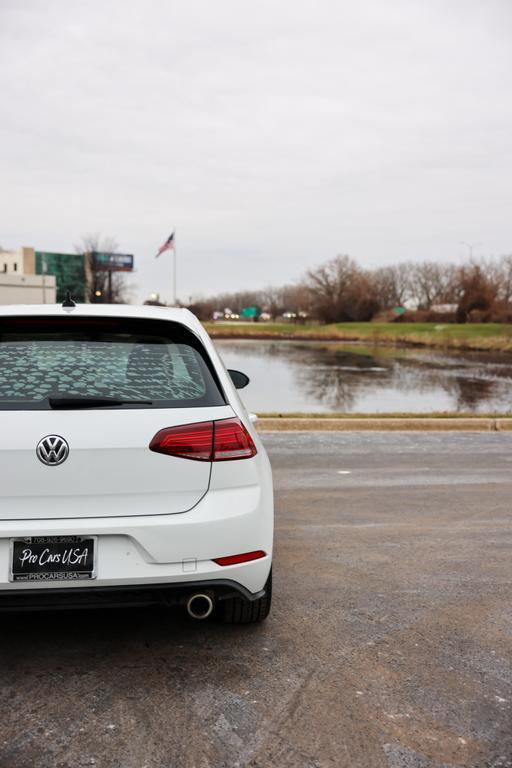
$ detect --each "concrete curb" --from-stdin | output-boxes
[256,417,512,432]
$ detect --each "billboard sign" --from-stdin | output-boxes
[92,252,134,272]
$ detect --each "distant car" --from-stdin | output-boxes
[0,303,273,622]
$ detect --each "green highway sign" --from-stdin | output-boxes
[241,307,258,318]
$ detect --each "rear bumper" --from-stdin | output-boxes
[0,482,273,597]
[0,578,266,611]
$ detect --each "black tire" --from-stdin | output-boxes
[220,569,272,624]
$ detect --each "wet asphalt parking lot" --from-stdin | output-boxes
[0,432,512,768]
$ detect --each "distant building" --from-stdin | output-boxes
[35,251,86,303]
[0,246,132,305]
[0,246,36,276]
[0,247,56,304]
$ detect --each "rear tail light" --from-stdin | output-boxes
[213,550,266,566]
[213,418,257,461]
[149,418,257,462]
[149,421,214,461]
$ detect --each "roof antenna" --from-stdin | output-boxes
[62,291,76,308]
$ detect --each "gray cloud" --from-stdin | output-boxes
[1,0,511,303]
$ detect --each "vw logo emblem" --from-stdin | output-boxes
[36,435,69,466]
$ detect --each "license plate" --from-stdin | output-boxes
[10,536,96,582]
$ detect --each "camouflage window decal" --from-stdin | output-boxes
[0,318,225,409]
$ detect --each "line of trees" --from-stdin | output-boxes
[188,253,512,324]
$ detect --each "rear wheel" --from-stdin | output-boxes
[220,570,272,624]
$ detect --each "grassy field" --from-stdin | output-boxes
[204,321,512,352]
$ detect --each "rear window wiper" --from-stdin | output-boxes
[48,397,153,409]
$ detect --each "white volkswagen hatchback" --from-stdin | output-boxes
[0,302,273,623]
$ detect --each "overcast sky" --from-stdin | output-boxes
[1,0,511,304]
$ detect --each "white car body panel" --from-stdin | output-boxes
[0,304,273,598]
[0,407,234,520]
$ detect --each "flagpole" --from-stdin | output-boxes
[172,241,177,306]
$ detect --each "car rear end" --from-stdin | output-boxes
[0,305,273,621]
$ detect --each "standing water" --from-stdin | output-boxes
[214,339,512,413]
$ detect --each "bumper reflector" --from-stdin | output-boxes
[213,550,266,567]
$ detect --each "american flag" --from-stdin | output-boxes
[155,231,175,258]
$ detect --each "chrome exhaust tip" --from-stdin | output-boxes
[186,593,214,620]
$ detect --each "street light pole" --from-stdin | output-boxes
[459,241,482,260]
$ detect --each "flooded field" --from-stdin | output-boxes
[215,339,512,413]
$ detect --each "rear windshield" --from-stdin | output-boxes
[0,316,226,410]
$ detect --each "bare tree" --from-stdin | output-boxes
[408,261,456,308]
[259,283,310,318]
[373,263,412,308]
[305,254,380,322]
[75,234,133,304]
[260,286,286,317]
[453,261,499,322]
[494,254,512,303]
[280,283,311,317]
